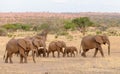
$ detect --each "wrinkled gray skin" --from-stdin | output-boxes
[63,46,78,57]
[24,29,48,57]
[32,38,47,57]
[3,29,48,63]
[3,38,37,63]
[47,41,66,57]
[80,35,110,57]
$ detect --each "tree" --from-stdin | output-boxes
[72,17,93,35]
[64,20,76,30]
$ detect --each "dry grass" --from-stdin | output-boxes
[0,32,120,74]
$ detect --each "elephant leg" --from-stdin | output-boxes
[93,48,99,57]
[52,51,55,57]
[35,50,39,57]
[26,51,29,56]
[19,49,27,63]
[67,52,69,57]
[81,49,89,57]
[98,47,104,57]
[70,52,72,57]
[43,51,46,57]
[57,49,60,58]
[47,51,50,57]
[20,55,24,63]
[63,52,66,57]
[73,52,75,57]
[39,53,41,57]
[61,49,64,57]
[5,52,9,63]
[32,51,36,63]
[9,53,13,63]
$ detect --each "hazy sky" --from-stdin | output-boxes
[0,0,120,12]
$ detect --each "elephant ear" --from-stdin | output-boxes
[17,39,27,50]
[94,35,104,44]
[32,39,39,48]
[56,41,62,48]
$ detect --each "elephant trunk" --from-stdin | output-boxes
[106,40,110,56]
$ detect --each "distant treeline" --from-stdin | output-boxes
[0,12,120,27]
[0,12,120,36]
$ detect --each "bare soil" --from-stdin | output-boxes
[0,34,120,74]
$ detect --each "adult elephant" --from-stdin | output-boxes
[47,41,66,57]
[32,38,47,57]
[63,46,78,57]
[3,38,37,63]
[80,34,110,57]
[24,29,48,57]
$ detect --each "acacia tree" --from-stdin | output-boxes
[72,17,93,35]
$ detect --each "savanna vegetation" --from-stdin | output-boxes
[0,13,120,74]
[0,12,120,37]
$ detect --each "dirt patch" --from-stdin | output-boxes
[0,35,120,74]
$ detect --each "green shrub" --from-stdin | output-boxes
[64,20,76,30]
[96,30,102,35]
[33,24,50,31]
[0,28,7,36]
[2,23,31,31]
[21,24,31,31]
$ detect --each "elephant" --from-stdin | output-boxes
[22,29,48,57]
[63,46,78,57]
[37,47,47,57]
[47,41,66,57]
[80,34,110,57]
[32,38,47,57]
[3,38,37,63]
[23,35,47,57]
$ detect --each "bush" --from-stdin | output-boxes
[2,23,31,31]
[96,30,102,35]
[0,28,7,36]
[33,24,50,31]
[64,20,76,30]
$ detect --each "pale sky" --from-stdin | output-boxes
[0,0,120,12]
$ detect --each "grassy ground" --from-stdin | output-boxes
[0,32,120,74]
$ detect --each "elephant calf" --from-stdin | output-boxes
[63,46,78,57]
[38,47,47,57]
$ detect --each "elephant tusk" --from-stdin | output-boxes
[38,47,44,49]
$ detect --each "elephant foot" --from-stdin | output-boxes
[102,56,105,58]
[33,61,36,63]
[10,62,13,64]
[57,56,60,58]
[20,61,23,63]
[81,53,86,57]
[10,61,13,64]
[5,61,8,63]
[53,56,55,58]
[93,56,96,58]
[24,61,27,63]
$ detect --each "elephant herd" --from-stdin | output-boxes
[3,30,110,63]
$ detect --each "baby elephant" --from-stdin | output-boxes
[63,46,78,57]
[38,47,47,57]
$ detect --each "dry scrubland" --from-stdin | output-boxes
[0,31,120,74]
